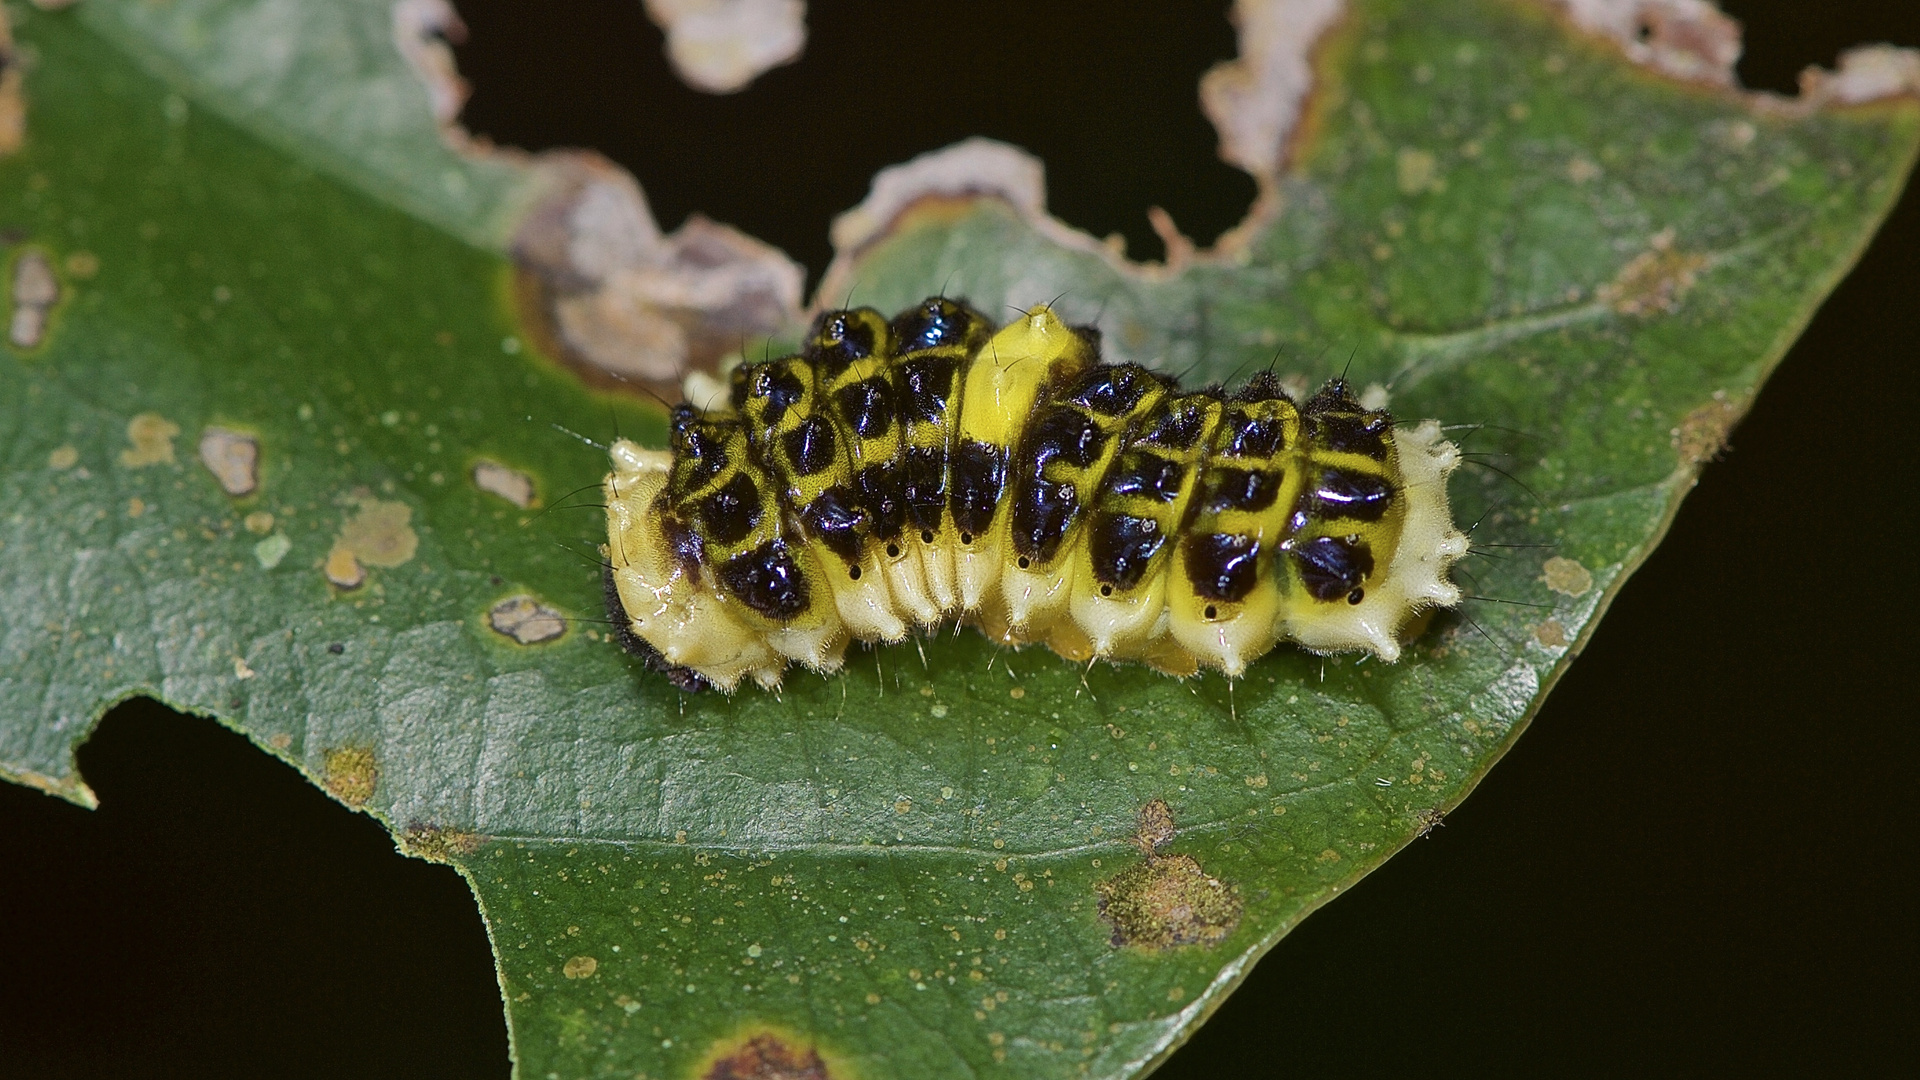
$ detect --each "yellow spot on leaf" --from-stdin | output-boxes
[324,746,377,807]
[562,955,597,979]
[119,413,179,468]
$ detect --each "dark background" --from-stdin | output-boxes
[3,1,1915,1076]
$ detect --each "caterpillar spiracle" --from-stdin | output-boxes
[603,298,1469,692]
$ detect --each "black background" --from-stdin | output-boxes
[2,1,1915,1076]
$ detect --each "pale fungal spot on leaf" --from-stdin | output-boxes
[562,955,598,979]
[1566,156,1601,183]
[324,494,417,589]
[118,413,180,468]
[471,459,536,508]
[322,545,365,589]
[1395,147,1438,194]
[1541,556,1593,597]
[9,250,57,347]
[1533,618,1568,648]
[642,0,807,95]
[197,426,259,496]
[253,533,291,570]
[1597,228,1707,315]
[46,445,77,470]
[487,594,567,645]
[323,746,377,807]
[62,250,97,278]
[232,656,255,680]
[244,511,275,535]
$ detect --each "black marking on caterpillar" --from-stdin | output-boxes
[603,298,1468,692]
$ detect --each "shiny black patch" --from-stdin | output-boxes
[698,472,761,545]
[806,309,878,376]
[1011,477,1079,563]
[1291,535,1375,601]
[1089,513,1165,591]
[835,377,895,439]
[660,512,704,575]
[1202,466,1281,513]
[1223,409,1285,458]
[670,407,729,489]
[1308,468,1395,521]
[602,563,710,692]
[1138,399,1209,451]
[799,485,865,564]
[1024,408,1108,470]
[1185,533,1261,602]
[892,297,980,352]
[949,441,1004,537]
[781,416,838,477]
[1104,451,1185,503]
[853,462,906,540]
[717,540,811,621]
[900,446,947,532]
[898,354,959,423]
[1063,363,1157,417]
[740,364,806,425]
[1307,412,1391,460]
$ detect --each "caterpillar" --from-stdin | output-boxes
[603,298,1468,692]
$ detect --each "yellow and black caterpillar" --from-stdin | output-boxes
[604,298,1467,692]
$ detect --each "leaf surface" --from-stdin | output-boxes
[1,1,1913,1077]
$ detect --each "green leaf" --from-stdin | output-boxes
[2,1,1914,1077]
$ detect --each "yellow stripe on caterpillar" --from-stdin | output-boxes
[603,298,1468,692]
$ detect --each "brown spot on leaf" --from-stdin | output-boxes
[1132,797,1177,856]
[487,594,567,645]
[702,1031,830,1080]
[1672,390,1741,464]
[562,954,598,979]
[324,746,377,807]
[1533,618,1568,648]
[1096,853,1241,950]
[1596,229,1706,316]
[401,823,484,863]
[471,460,536,508]
[118,413,180,468]
[46,445,77,470]
[1541,556,1593,598]
[9,249,56,347]
[1098,797,1241,950]
[198,426,260,497]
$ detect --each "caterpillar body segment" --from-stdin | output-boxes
[604,298,1469,692]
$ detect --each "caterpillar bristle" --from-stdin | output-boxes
[602,298,1469,692]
